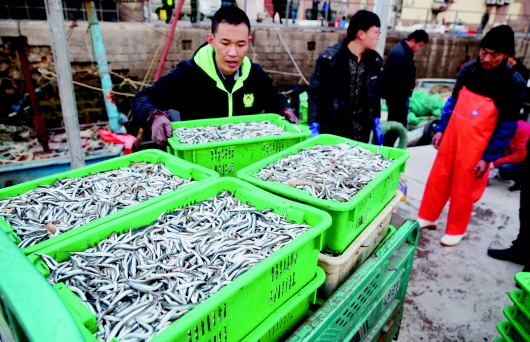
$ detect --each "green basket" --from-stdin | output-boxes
[0,231,86,342]
[242,267,326,342]
[166,114,310,177]
[364,299,405,342]
[28,177,332,342]
[0,149,219,255]
[515,273,530,310]
[504,305,530,340]
[509,290,530,332]
[285,220,419,342]
[497,319,527,342]
[237,134,410,253]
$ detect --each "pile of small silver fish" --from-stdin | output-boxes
[173,121,290,145]
[41,191,310,342]
[0,162,194,248]
[255,143,393,202]
[0,123,116,165]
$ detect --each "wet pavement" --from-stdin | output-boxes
[393,144,523,341]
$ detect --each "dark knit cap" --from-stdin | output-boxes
[479,25,515,54]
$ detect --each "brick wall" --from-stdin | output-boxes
[2,20,530,90]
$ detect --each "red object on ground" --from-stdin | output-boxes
[98,129,138,155]
[418,87,498,236]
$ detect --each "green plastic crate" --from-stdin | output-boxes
[509,290,530,332]
[515,273,530,311]
[0,149,219,255]
[498,319,528,342]
[166,114,310,176]
[504,305,530,340]
[237,134,410,253]
[366,299,405,342]
[285,220,419,342]
[28,177,332,342]
[493,338,505,342]
[242,267,326,342]
[0,231,86,342]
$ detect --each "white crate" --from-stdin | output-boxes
[317,190,403,299]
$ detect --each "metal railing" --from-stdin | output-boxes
[1,0,529,34]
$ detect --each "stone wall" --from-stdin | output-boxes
[2,20,530,90]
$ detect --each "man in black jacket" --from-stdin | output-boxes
[488,137,530,272]
[132,6,297,146]
[382,30,429,147]
[307,10,384,144]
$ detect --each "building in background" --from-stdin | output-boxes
[394,0,529,33]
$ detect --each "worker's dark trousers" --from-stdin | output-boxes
[512,139,530,261]
[383,96,409,147]
[498,163,523,184]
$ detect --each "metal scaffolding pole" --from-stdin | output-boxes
[374,0,391,57]
[45,0,85,169]
[85,1,121,133]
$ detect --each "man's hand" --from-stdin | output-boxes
[432,132,443,150]
[280,108,299,124]
[151,115,173,146]
[472,160,490,178]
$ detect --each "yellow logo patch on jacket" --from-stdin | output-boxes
[243,93,254,108]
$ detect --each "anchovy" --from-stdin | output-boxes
[173,120,291,145]
[255,143,393,202]
[41,191,311,342]
[0,162,195,248]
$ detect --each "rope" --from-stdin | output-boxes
[38,68,136,97]
[275,29,309,85]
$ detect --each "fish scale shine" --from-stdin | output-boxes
[41,191,311,342]
[255,143,393,202]
[174,120,290,145]
[0,163,195,248]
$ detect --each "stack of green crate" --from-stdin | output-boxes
[284,220,420,342]
[497,272,530,341]
[23,178,332,342]
[166,114,311,176]
[0,149,219,255]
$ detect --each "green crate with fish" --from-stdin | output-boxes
[285,220,419,342]
[236,134,410,253]
[166,113,311,177]
[26,177,332,342]
[241,267,326,342]
[0,149,219,256]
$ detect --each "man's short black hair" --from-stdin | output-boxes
[407,30,429,44]
[211,6,251,35]
[346,10,380,42]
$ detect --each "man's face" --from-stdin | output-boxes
[479,48,508,70]
[409,40,425,53]
[207,22,251,76]
[360,25,380,51]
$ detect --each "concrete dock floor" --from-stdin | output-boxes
[393,144,523,341]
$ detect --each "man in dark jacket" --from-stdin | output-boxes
[382,30,428,147]
[307,10,384,144]
[132,6,297,146]
[417,25,527,246]
[488,137,530,272]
